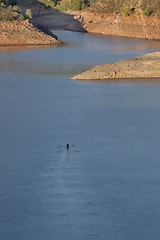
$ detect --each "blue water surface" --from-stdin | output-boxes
[1,30,160,240]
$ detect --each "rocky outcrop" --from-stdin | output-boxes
[71,52,160,80]
[0,20,61,46]
[34,12,75,29]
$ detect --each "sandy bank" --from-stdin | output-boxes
[71,52,160,80]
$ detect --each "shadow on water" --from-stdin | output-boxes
[0,59,93,76]
[32,2,86,31]
[0,44,60,54]
[83,78,160,86]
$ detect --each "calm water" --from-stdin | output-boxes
[1,30,160,240]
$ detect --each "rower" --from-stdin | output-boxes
[66,143,69,149]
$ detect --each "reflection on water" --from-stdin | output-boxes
[0,44,58,54]
[80,32,160,51]
[84,78,160,86]
[0,59,93,76]
[1,30,160,240]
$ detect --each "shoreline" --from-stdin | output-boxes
[71,52,160,80]
[0,19,61,47]
[0,10,79,47]
[66,11,160,40]
[1,7,160,80]
[33,11,86,32]
[1,8,160,46]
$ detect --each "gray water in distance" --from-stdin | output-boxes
[1,30,160,240]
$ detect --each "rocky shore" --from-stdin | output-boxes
[71,52,160,80]
[67,11,160,40]
[0,20,61,46]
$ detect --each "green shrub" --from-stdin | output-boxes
[81,1,88,10]
[71,0,81,10]
[143,9,150,16]
[121,7,133,16]
[13,5,21,13]
[43,0,50,7]
[52,0,56,7]
[0,3,26,21]
[0,2,6,8]
[88,20,93,23]
[50,1,55,7]
[25,9,32,19]
[18,13,24,20]
[157,10,160,19]
[4,6,15,20]
[56,0,69,11]
[38,0,56,8]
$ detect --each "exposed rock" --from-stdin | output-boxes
[64,12,86,32]
[34,12,75,29]
[71,52,160,80]
[14,0,160,40]
[65,20,87,32]
[33,10,85,31]
[0,20,61,46]
[77,12,160,40]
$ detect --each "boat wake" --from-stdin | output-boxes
[57,144,79,153]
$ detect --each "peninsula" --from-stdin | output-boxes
[71,52,160,80]
[0,0,61,46]
[0,20,60,45]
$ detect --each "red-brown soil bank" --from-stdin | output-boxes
[0,20,61,46]
[72,11,160,40]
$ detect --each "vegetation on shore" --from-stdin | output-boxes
[36,0,160,20]
[1,0,160,19]
[37,0,89,11]
[0,0,91,19]
[0,0,32,21]
[0,0,61,46]
[89,0,160,19]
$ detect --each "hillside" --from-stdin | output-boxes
[89,0,160,16]
[0,0,61,46]
[0,20,60,46]
[65,0,160,40]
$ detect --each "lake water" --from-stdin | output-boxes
[1,30,160,240]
